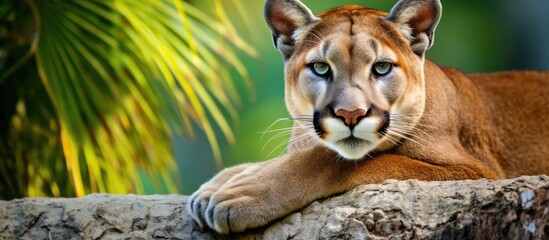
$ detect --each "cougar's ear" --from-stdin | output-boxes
[264,0,318,58]
[387,0,442,56]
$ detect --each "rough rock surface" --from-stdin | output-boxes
[1,175,548,239]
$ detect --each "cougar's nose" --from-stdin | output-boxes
[335,109,367,128]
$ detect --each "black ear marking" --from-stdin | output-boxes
[387,0,442,56]
[264,0,319,57]
[272,34,279,49]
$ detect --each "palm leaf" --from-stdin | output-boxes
[1,0,255,197]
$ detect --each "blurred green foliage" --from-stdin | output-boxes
[0,0,254,199]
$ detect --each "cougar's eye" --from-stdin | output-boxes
[372,62,393,76]
[310,62,331,77]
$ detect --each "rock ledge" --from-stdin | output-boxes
[1,175,548,239]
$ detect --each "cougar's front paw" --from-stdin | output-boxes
[191,163,286,234]
[205,165,275,234]
[187,163,252,229]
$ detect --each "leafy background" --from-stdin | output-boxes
[1,0,548,199]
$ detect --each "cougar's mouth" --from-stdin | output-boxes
[311,108,392,160]
[339,136,370,146]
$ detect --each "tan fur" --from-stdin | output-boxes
[188,0,549,234]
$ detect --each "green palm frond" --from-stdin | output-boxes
[0,0,255,197]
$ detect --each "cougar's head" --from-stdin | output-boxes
[264,0,441,159]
